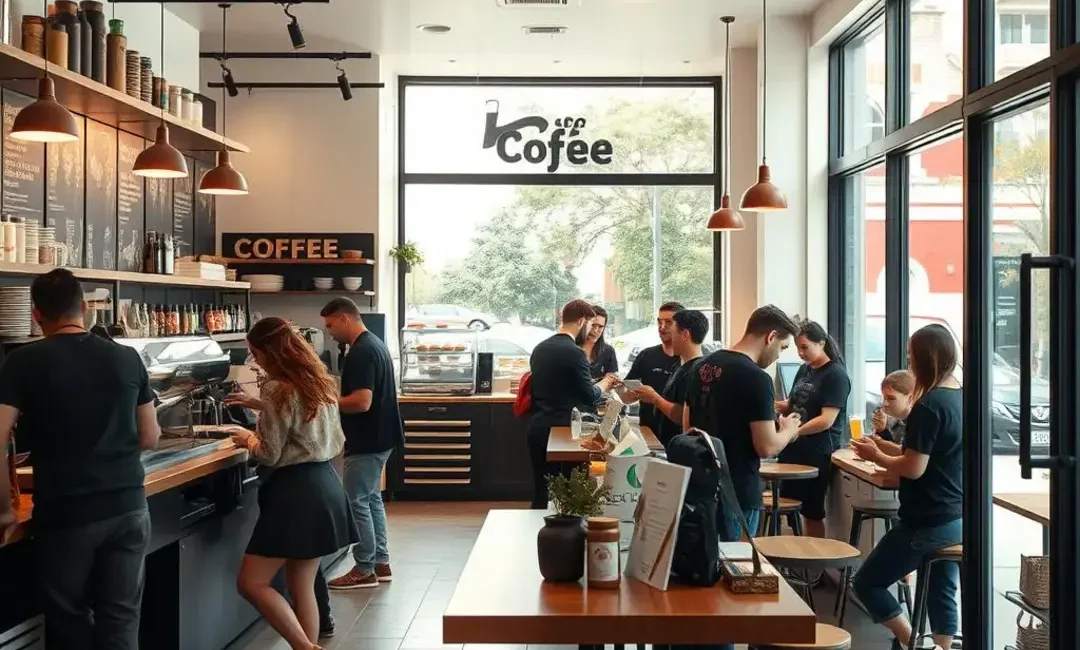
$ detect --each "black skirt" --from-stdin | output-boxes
[247,461,359,560]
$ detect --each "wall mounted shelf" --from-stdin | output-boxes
[222,257,375,266]
[0,261,251,291]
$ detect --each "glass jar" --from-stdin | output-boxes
[181,90,194,122]
[586,517,621,589]
[168,85,182,117]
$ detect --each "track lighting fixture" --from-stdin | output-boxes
[283,2,305,50]
[335,59,352,101]
[200,2,248,195]
[221,63,238,97]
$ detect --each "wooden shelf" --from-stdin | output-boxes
[222,257,375,266]
[250,290,374,296]
[0,261,251,290]
[0,42,248,155]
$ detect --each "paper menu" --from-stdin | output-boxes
[624,458,691,591]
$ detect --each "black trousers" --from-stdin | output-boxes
[527,426,573,509]
[36,509,151,650]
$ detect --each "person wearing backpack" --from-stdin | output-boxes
[682,305,803,541]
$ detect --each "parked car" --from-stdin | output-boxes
[405,304,500,330]
[610,310,723,375]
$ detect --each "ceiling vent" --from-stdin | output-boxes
[523,25,569,35]
[497,0,580,7]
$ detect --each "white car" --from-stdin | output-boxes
[405,304,499,330]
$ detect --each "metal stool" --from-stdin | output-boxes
[754,623,852,649]
[760,493,804,536]
[834,498,911,626]
[754,536,861,611]
[908,544,964,650]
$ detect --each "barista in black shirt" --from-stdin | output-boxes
[624,302,684,432]
[581,305,619,381]
[682,305,802,542]
[633,309,708,446]
[527,300,617,508]
[776,320,851,538]
[0,269,160,650]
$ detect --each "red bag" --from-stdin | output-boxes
[512,371,533,418]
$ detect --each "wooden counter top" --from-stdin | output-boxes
[398,392,517,404]
[442,510,816,645]
[993,492,1049,527]
[3,442,248,548]
[831,448,899,489]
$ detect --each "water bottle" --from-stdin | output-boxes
[570,407,582,440]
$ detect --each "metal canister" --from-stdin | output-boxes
[55,0,80,74]
[106,18,125,92]
[181,89,194,122]
[21,15,45,57]
[168,84,182,117]
[46,22,67,69]
[152,76,165,109]
[80,1,105,82]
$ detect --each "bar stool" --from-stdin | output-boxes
[760,463,819,536]
[753,623,852,649]
[834,498,910,626]
[907,544,963,650]
[754,536,861,611]
[760,492,805,536]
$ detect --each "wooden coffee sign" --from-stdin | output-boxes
[221,232,373,260]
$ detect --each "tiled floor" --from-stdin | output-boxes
[227,501,893,650]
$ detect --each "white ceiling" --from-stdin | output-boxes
[171,0,822,75]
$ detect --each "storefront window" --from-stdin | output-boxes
[994,2,1050,80]
[909,0,963,121]
[841,20,886,153]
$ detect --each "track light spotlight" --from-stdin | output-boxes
[220,63,238,97]
[335,59,351,101]
[283,3,305,50]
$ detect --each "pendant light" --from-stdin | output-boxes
[133,2,188,179]
[707,16,744,231]
[199,4,248,195]
[739,0,787,212]
[11,0,79,143]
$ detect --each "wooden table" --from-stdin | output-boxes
[831,448,899,489]
[442,509,816,646]
[547,425,662,463]
[994,492,1050,553]
[760,462,819,536]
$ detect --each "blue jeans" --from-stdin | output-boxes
[853,518,962,636]
[343,450,392,573]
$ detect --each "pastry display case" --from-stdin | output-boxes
[400,328,479,395]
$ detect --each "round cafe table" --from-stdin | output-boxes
[760,462,820,536]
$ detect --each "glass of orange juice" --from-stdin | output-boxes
[850,417,864,441]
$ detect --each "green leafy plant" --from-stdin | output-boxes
[389,242,424,268]
[547,466,611,518]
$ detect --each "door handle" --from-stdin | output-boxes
[1019,253,1074,479]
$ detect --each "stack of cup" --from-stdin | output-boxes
[23,222,39,265]
[38,227,56,265]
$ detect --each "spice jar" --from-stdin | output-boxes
[106,18,126,92]
[586,517,621,589]
[21,15,46,58]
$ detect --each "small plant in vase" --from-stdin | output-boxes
[537,467,611,582]
[389,242,423,274]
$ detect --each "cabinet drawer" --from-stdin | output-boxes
[399,403,484,422]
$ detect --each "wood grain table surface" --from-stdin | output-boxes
[442,509,816,645]
[993,492,1050,527]
[831,449,899,489]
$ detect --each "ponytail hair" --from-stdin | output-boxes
[798,318,845,365]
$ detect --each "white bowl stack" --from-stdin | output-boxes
[0,287,33,337]
[342,277,363,292]
[24,222,39,264]
[313,277,334,291]
[241,274,285,292]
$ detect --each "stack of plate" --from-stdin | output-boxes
[313,277,333,291]
[126,51,142,99]
[140,57,153,103]
[241,274,285,292]
[24,222,39,264]
[0,287,32,337]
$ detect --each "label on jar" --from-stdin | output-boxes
[588,540,620,583]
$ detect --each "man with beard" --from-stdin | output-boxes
[527,299,617,509]
[633,309,709,446]
[624,302,684,433]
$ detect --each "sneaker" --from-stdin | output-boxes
[319,615,336,638]
[327,568,378,590]
[375,563,393,582]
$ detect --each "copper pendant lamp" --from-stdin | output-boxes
[11,0,79,144]
[739,0,787,212]
[199,4,248,195]
[707,16,744,231]
[134,3,188,179]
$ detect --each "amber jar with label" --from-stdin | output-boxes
[586,517,621,589]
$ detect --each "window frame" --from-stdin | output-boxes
[397,76,725,344]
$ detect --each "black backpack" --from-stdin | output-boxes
[666,428,763,586]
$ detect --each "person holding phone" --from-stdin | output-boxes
[633,309,708,446]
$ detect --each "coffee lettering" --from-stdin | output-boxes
[234,237,252,258]
[482,104,614,173]
[252,239,273,258]
[496,131,522,163]
[308,238,322,258]
[567,139,589,165]
[523,140,545,164]
[324,239,338,258]
[274,238,289,259]
[590,139,613,165]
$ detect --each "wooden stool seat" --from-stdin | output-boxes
[755,536,862,570]
[850,498,900,516]
[934,544,963,558]
[756,623,852,649]
[762,494,803,512]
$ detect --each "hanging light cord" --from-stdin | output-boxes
[42,0,48,77]
[724,19,731,194]
[221,5,228,136]
[761,0,767,165]
[159,1,165,121]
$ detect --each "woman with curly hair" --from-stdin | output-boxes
[224,317,357,650]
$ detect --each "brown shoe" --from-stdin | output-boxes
[327,568,378,590]
[375,563,393,582]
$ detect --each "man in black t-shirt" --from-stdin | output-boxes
[633,309,708,446]
[0,269,160,649]
[624,302,684,432]
[321,299,403,591]
[682,305,802,542]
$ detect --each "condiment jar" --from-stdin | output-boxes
[168,85,182,117]
[11,217,26,264]
[21,15,46,58]
[586,517,621,589]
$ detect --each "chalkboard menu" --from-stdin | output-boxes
[145,176,172,240]
[46,117,86,267]
[2,90,45,224]
[86,119,118,270]
[193,159,216,256]
[116,131,144,272]
[173,157,194,258]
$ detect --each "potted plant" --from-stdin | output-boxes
[537,466,611,582]
[389,242,423,273]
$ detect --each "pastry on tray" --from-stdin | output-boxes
[580,433,611,453]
